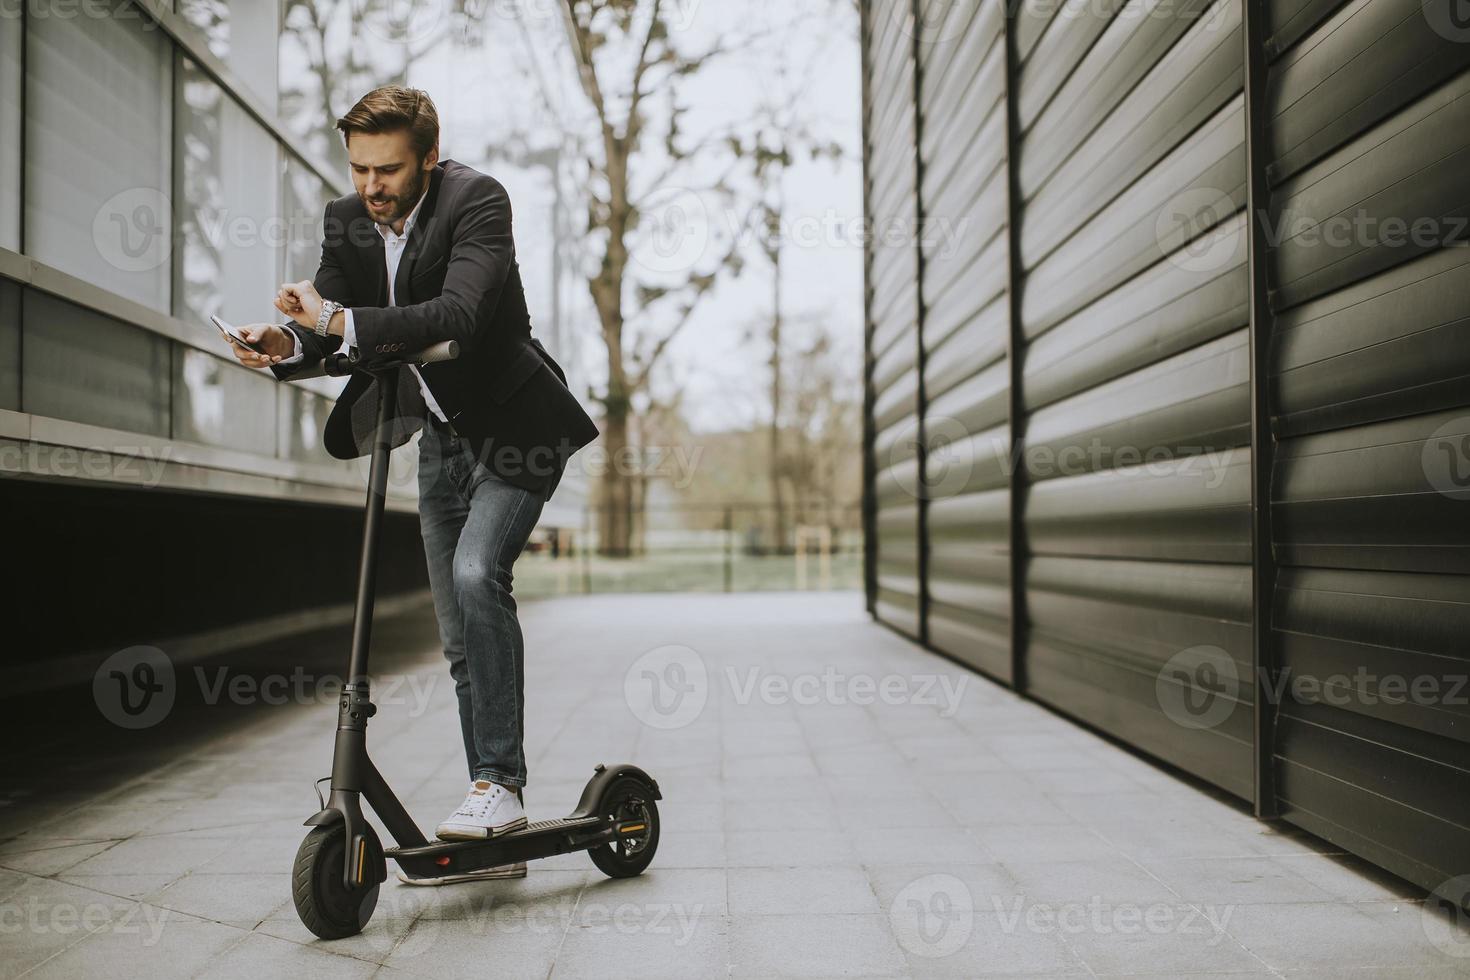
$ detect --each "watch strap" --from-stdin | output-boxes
[315,299,341,338]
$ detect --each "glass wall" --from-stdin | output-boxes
[278,384,330,462]
[22,290,170,437]
[2,0,418,491]
[176,0,280,112]
[279,1,420,173]
[24,2,172,311]
[0,10,20,252]
[174,56,283,330]
[284,157,328,285]
[173,345,278,456]
[0,281,19,411]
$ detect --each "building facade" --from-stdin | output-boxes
[1,1,586,686]
[860,0,1470,897]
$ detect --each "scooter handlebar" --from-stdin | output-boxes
[412,339,460,366]
[284,339,460,380]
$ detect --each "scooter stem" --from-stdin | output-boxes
[346,365,400,685]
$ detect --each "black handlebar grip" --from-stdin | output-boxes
[277,339,460,381]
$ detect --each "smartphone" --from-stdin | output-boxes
[211,314,268,356]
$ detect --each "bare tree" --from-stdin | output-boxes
[784,325,862,522]
[280,0,468,172]
[554,0,826,556]
[740,54,845,554]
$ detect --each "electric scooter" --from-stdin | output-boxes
[285,340,661,940]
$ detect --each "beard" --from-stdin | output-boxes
[362,167,426,226]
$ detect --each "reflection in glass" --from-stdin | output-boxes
[176,0,281,112]
[279,383,327,461]
[0,280,19,411]
[24,8,172,311]
[176,58,283,332]
[0,11,20,251]
[279,0,461,173]
[284,157,328,284]
[277,384,367,486]
[21,291,170,437]
[174,346,277,455]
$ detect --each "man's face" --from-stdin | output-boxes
[347,129,438,227]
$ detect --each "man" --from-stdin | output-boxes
[228,86,599,884]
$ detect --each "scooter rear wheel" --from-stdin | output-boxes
[588,775,661,878]
[291,824,382,939]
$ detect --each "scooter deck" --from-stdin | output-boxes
[385,815,615,877]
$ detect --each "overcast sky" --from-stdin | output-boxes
[408,0,864,433]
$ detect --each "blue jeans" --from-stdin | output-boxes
[417,419,544,788]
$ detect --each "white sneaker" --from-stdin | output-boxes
[396,862,527,885]
[435,780,528,840]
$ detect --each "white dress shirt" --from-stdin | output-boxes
[278,185,449,422]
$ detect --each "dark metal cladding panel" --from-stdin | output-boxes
[1024,214,1249,414]
[1265,0,1344,53]
[1273,569,1470,745]
[1266,0,1470,183]
[1015,0,1130,131]
[1013,0,1063,64]
[1021,0,1223,203]
[916,0,1012,680]
[1022,94,1246,340]
[1274,409,1470,575]
[859,0,1470,896]
[1265,0,1470,897]
[1275,704,1470,894]
[1271,247,1470,438]
[864,0,923,640]
[1027,450,1251,564]
[1022,0,1244,270]
[1017,0,1252,796]
[1267,73,1470,313]
[1026,329,1250,479]
[1027,555,1253,796]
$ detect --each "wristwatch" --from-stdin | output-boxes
[316,299,343,338]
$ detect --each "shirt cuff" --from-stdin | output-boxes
[275,326,305,365]
[342,308,357,351]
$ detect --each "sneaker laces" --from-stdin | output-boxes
[453,782,507,820]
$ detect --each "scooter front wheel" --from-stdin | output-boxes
[588,776,660,878]
[291,824,381,939]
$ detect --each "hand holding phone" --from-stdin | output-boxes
[211,314,268,355]
[213,314,288,368]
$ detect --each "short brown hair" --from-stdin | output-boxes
[336,86,439,160]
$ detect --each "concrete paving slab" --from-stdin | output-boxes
[2,592,1466,979]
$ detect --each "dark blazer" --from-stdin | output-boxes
[272,158,600,498]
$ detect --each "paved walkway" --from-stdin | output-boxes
[2,593,1467,978]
